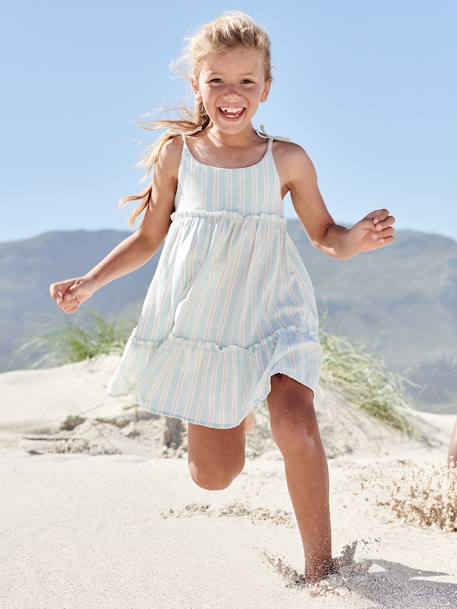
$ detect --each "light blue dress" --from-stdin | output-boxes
[106,125,324,428]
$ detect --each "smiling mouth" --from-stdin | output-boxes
[218,107,246,120]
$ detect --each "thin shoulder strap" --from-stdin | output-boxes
[255,126,273,158]
[181,124,203,152]
[256,123,293,143]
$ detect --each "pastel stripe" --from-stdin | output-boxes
[106,129,323,428]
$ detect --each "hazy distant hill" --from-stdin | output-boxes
[1,221,456,413]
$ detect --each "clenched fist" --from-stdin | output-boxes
[49,276,98,315]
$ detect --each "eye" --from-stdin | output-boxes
[207,78,254,85]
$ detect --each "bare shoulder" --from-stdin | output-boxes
[155,134,184,180]
[271,138,334,247]
[272,139,317,190]
[136,134,184,245]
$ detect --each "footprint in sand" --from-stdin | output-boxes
[160,501,295,527]
[257,540,373,595]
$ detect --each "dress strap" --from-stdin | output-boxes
[255,124,293,143]
[181,125,204,150]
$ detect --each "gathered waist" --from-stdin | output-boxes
[170,209,287,224]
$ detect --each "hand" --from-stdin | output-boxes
[49,275,98,315]
[346,208,396,255]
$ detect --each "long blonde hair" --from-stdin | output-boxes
[120,10,273,226]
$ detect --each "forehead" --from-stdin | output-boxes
[200,47,264,76]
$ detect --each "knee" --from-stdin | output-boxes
[270,399,321,455]
[188,460,245,491]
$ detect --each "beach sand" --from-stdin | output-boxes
[1,354,456,609]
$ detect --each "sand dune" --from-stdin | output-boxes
[1,354,456,609]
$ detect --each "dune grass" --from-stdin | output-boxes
[17,307,420,436]
[375,460,457,532]
[318,314,422,438]
[13,306,134,369]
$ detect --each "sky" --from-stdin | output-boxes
[1,0,456,243]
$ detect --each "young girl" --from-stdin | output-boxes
[49,11,395,583]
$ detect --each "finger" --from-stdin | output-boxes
[64,307,79,315]
[372,227,395,239]
[62,301,80,314]
[50,281,75,300]
[374,236,395,246]
[372,209,390,225]
[50,283,64,300]
[360,217,382,230]
[58,295,78,310]
[374,215,396,231]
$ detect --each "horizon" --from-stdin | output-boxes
[1,1,456,242]
[1,221,456,247]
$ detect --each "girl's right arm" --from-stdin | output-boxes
[49,135,183,315]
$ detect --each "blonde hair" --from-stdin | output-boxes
[119,10,273,226]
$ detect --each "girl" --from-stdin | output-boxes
[49,11,395,583]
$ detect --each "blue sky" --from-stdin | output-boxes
[1,0,456,243]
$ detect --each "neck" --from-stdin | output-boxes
[204,122,259,147]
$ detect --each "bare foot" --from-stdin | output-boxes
[305,557,337,584]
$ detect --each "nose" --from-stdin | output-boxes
[224,83,242,97]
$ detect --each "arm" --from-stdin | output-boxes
[49,135,183,314]
[281,142,395,259]
[85,135,183,290]
[280,142,356,260]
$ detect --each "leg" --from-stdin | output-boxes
[267,373,333,583]
[187,420,246,490]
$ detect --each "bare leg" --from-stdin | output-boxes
[267,373,333,583]
[187,420,246,490]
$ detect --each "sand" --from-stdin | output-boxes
[1,354,456,609]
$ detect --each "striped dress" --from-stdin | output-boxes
[106,124,324,428]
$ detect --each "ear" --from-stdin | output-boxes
[260,78,272,103]
[191,79,202,101]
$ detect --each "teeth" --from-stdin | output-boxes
[220,107,244,114]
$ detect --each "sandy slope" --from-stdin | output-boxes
[1,355,456,609]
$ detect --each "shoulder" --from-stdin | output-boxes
[157,133,184,165]
[272,139,315,170]
[154,134,184,180]
[272,139,317,188]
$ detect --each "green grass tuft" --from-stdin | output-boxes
[319,315,422,438]
[16,306,422,438]
[13,306,134,369]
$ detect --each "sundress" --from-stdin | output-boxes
[106,124,324,428]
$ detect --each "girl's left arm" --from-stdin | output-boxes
[282,143,396,259]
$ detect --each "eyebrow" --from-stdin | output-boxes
[206,71,256,77]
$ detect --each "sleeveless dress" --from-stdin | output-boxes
[106,124,324,429]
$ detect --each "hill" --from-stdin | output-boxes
[1,222,456,412]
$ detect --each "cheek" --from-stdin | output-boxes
[200,89,217,107]
[246,89,262,106]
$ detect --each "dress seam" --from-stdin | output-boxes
[170,209,286,222]
[130,324,319,353]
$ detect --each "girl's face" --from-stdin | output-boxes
[193,47,271,132]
